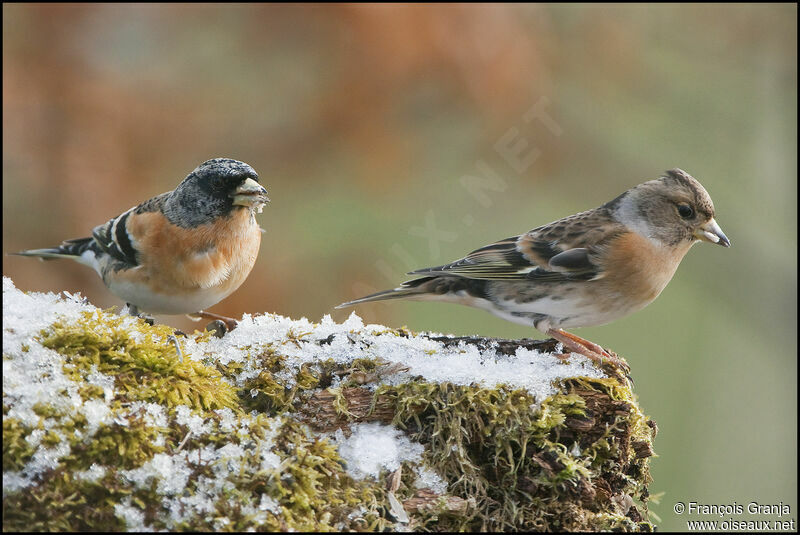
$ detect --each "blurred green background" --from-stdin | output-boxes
[3,4,796,530]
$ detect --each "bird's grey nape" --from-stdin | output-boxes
[163,180,231,228]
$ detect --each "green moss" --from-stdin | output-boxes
[2,474,128,532]
[3,417,37,471]
[32,401,63,419]
[268,419,387,531]
[368,377,654,531]
[76,418,166,469]
[78,384,106,401]
[41,310,238,411]
[237,350,330,415]
[2,408,390,532]
[327,386,356,418]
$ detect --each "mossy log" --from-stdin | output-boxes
[2,279,656,532]
[298,336,656,531]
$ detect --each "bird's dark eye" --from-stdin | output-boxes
[677,203,694,219]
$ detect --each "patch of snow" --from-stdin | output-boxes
[75,463,107,483]
[83,399,112,435]
[121,453,190,495]
[331,422,425,480]
[114,498,150,531]
[174,405,211,436]
[415,466,448,494]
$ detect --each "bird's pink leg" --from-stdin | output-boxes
[546,328,630,373]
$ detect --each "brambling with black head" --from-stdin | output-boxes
[338,168,730,373]
[16,158,269,330]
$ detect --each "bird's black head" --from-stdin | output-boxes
[165,158,268,228]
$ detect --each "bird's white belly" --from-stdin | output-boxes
[106,278,233,315]
[493,293,646,329]
[499,295,586,319]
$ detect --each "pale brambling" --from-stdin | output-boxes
[15,158,269,329]
[337,168,730,370]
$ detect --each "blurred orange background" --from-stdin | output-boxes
[3,4,796,531]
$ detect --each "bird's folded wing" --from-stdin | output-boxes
[91,208,140,267]
[408,234,601,282]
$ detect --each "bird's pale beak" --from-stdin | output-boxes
[231,178,270,209]
[694,218,731,247]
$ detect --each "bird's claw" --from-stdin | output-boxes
[547,328,632,382]
[205,319,228,338]
[188,310,239,334]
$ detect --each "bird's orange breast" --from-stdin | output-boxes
[124,208,261,296]
[597,231,693,307]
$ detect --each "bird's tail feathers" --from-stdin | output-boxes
[335,277,436,309]
[13,237,94,260]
